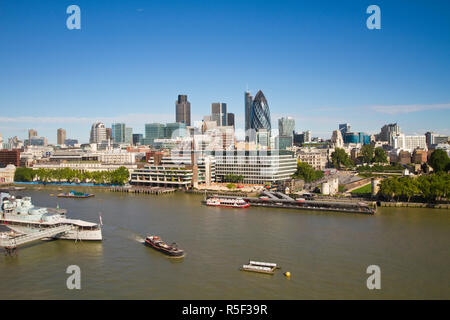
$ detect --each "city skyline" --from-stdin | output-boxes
[1,0,449,142]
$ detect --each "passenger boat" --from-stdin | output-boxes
[144,235,184,257]
[206,197,250,208]
[57,191,94,198]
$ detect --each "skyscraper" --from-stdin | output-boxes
[28,129,37,144]
[106,128,112,141]
[245,90,253,133]
[125,127,133,145]
[57,128,66,145]
[90,122,107,144]
[144,123,166,145]
[339,123,351,136]
[250,90,271,133]
[112,123,126,143]
[380,123,401,145]
[176,95,191,126]
[211,102,227,126]
[132,134,143,146]
[278,117,295,137]
[227,113,235,128]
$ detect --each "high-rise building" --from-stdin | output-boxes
[425,131,449,147]
[106,128,112,141]
[90,122,107,144]
[331,130,344,148]
[339,123,351,136]
[28,129,37,140]
[112,123,126,143]
[176,95,191,126]
[64,139,78,147]
[250,90,271,137]
[393,134,427,151]
[304,130,311,143]
[29,136,48,146]
[227,113,235,129]
[132,134,143,146]
[278,117,295,137]
[293,132,305,146]
[125,127,133,145]
[211,103,227,126]
[245,90,253,133]
[57,128,66,145]
[144,123,166,145]
[166,122,187,139]
[380,123,401,145]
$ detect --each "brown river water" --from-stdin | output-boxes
[0,189,449,299]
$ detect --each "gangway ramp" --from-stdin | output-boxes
[0,225,74,248]
[274,192,295,201]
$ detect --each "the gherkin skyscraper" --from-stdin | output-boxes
[250,90,271,132]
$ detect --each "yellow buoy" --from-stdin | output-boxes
[284,271,291,277]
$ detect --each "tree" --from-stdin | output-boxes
[360,145,375,163]
[331,148,353,168]
[14,168,35,182]
[373,147,388,163]
[294,161,324,182]
[226,183,236,190]
[429,149,450,172]
[110,167,130,186]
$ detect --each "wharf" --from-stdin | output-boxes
[207,193,376,214]
[110,186,176,195]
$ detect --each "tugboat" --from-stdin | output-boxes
[145,235,184,257]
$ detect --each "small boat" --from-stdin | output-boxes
[206,197,250,208]
[57,191,94,198]
[144,235,184,257]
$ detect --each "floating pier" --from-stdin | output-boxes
[209,192,376,214]
[1,225,74,255]
[239,260,280,275]
[110,186,176,195]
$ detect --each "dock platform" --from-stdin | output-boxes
[110,186,176,195]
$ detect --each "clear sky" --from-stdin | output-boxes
[0,0,449,143]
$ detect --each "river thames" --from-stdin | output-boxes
[1,189,449,299]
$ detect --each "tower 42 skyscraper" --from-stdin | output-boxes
[176,95,191,126]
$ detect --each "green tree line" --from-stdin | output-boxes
[14,167,130,186]
[378,173,450,203]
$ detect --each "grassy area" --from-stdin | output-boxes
[351,184,372,194]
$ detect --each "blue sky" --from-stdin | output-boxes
[0,0,449,143]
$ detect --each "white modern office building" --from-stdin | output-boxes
[212,150,297,184]
[392,134,427,152]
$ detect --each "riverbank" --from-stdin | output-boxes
[10,183,450,210]
[379,201,450,209]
